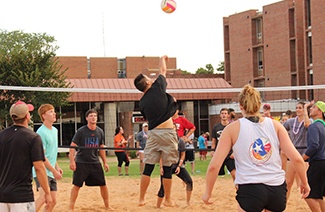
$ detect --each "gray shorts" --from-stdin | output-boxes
[0,202,35,212]
[144,128,179,166]
[34,176,57,191]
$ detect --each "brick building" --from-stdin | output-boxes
[223,0,325,101]
[43,56,231,152]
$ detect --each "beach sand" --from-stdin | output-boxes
[38,175,310,211]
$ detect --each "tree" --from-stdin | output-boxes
[216,61,224,74]
[196,64,215,74]
[181,70,192,74]
[0,30,72,124]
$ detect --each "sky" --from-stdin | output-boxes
[1,0,280,73]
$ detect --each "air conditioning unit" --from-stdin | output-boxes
[258,65,263,70]
[257,32,262,39]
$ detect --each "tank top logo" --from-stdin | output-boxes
[249,137,272,165]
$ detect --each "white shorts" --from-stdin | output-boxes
[0,202,35,212]
[139,150,144,153]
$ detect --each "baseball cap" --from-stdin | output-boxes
[142,122,148,127]
[10,101,34,120]
[263,104,271,110]
[315,101,325,113]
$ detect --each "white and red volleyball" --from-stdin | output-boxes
[161,0,177,14]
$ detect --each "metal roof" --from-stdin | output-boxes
[67,77,233,102]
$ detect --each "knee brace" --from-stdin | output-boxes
[142,164,155,176]
[162,166,172,179]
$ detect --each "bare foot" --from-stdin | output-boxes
[105,206,115,210]
[138,199,146,206]
[163,200,176,207]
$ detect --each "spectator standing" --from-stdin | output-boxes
[172,109,196,174]
[136,122,149,175]
[262,103,273,119]
[114,126,132,176]
[228,108,236,123]
[198,131,208,160]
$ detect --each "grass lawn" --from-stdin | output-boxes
[57,152,232,179]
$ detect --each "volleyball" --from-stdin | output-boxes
[161,0,177,14]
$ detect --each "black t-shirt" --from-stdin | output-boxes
[212,122,233,156]
[212,123,227,147]
[72,125,104,164]
[139,75,177,130]
[0,125,45,203]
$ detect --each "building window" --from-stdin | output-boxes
[307,32,313,66]
[257,48,263,71]
[256,18,263,44]
[305,0,311,28]
[118,59,126,78]
[87,58,91,79]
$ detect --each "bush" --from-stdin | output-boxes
[128,150,137,159]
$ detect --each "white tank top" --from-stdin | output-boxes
[233,117,285,186]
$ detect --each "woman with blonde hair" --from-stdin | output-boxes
[202,84,310,211]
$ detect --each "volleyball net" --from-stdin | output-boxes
[1,84,325,152]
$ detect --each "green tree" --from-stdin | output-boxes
[0,30,72,124]
[216,61,224,74]
[181,70,191,74]
[195,64,215,74]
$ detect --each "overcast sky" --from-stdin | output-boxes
[1,0,280,73]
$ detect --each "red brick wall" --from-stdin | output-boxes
[310,0,325,100]
[224,0,325,101]
[57,56,88,79]
[90,57,118,78]
[227,10,257,88]
[125,56,177,79]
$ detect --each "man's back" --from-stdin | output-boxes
[139,75,177,130]
[0,125,44,203]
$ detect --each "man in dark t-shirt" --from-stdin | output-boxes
[69,109,113,210]
[211,108,236,180]
[0,101,51,211]
[134,55,179,207]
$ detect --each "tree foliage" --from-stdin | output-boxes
[216,61,224,74]
[0,30,72,123]
[195,64,215,74]
[195,62,225,74]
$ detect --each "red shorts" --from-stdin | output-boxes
[199,151,207,155]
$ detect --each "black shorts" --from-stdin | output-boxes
[306,160,325,199]
[34,176,57,191]
[185,149,195,163]
[73,163,106,187]
[236,182,287,212]
[218,156,235,176]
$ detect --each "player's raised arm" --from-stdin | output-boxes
[159,55,168,77]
